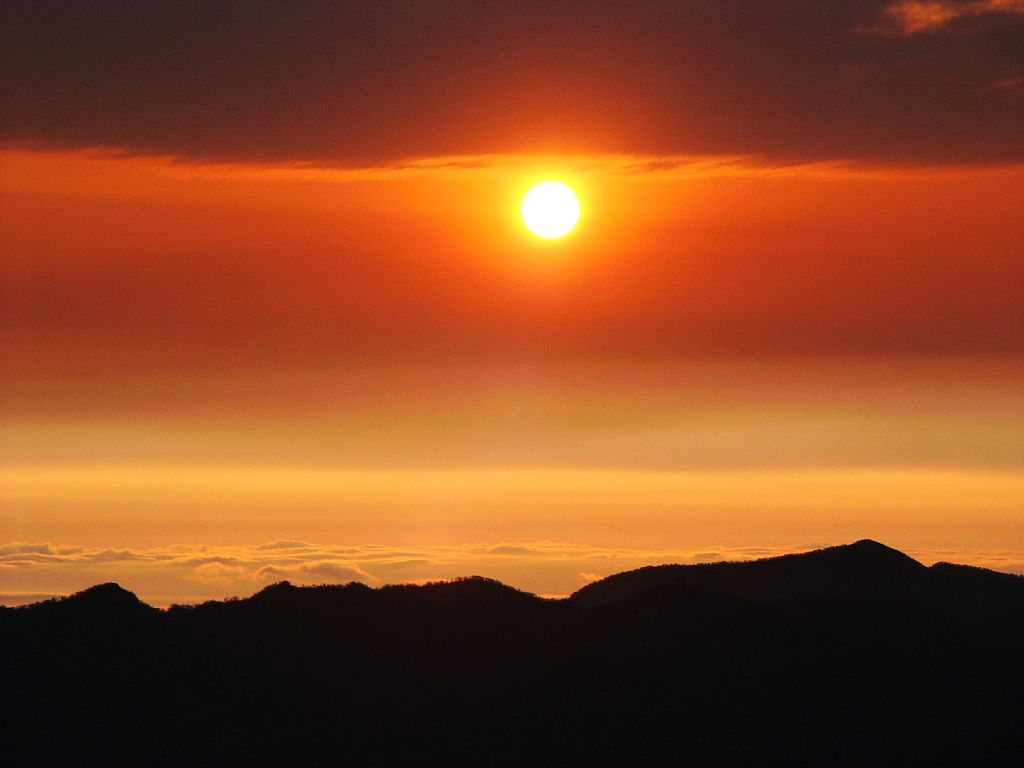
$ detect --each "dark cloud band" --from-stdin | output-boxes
[3,1,1021,164]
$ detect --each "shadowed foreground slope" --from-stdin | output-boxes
[3,541,1023,767]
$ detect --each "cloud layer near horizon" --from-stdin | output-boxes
[3,539,1022,608]
[3,1,1021,164]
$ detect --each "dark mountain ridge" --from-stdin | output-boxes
[3,542,1022,767]
[569,539,1020,614]
[571,539,918,605]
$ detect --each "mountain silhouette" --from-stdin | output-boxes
[2,543,1022,767]
[572,539,930,607]
[44,581,157,615]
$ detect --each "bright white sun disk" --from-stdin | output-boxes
[521,182,581,239]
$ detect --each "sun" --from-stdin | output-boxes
[521,181,581,239]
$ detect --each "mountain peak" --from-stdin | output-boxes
[850,538,888,549]
[571,540,928,608]
[814,539,925,573]
[70,582,142,605]
[32,582,157,619]
[848,539,904,555]
[255,580,296,595]
[247,580,299,604]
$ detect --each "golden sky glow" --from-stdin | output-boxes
[2,325,1022,603]
[2,50,1023,605]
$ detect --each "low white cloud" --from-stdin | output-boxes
[293,561,376,583]
[255,540,312,551]
[687,552,722,563]
[189,562,249,585]
[0,543,54,556]
[85,548,146,562]
[485,545,543,556]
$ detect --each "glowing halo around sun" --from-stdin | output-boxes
[521,181,581,239]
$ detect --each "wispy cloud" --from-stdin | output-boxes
[876,0,1024,35]
[2,540,1020,608]
[3,146,1008,202]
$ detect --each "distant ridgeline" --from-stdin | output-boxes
[3,540,1022,767]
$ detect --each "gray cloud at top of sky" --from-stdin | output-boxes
[2,1,1021,165]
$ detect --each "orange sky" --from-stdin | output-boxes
[2,149,1022,604]
[3,149,1021,368]
[2,2,1022,605]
